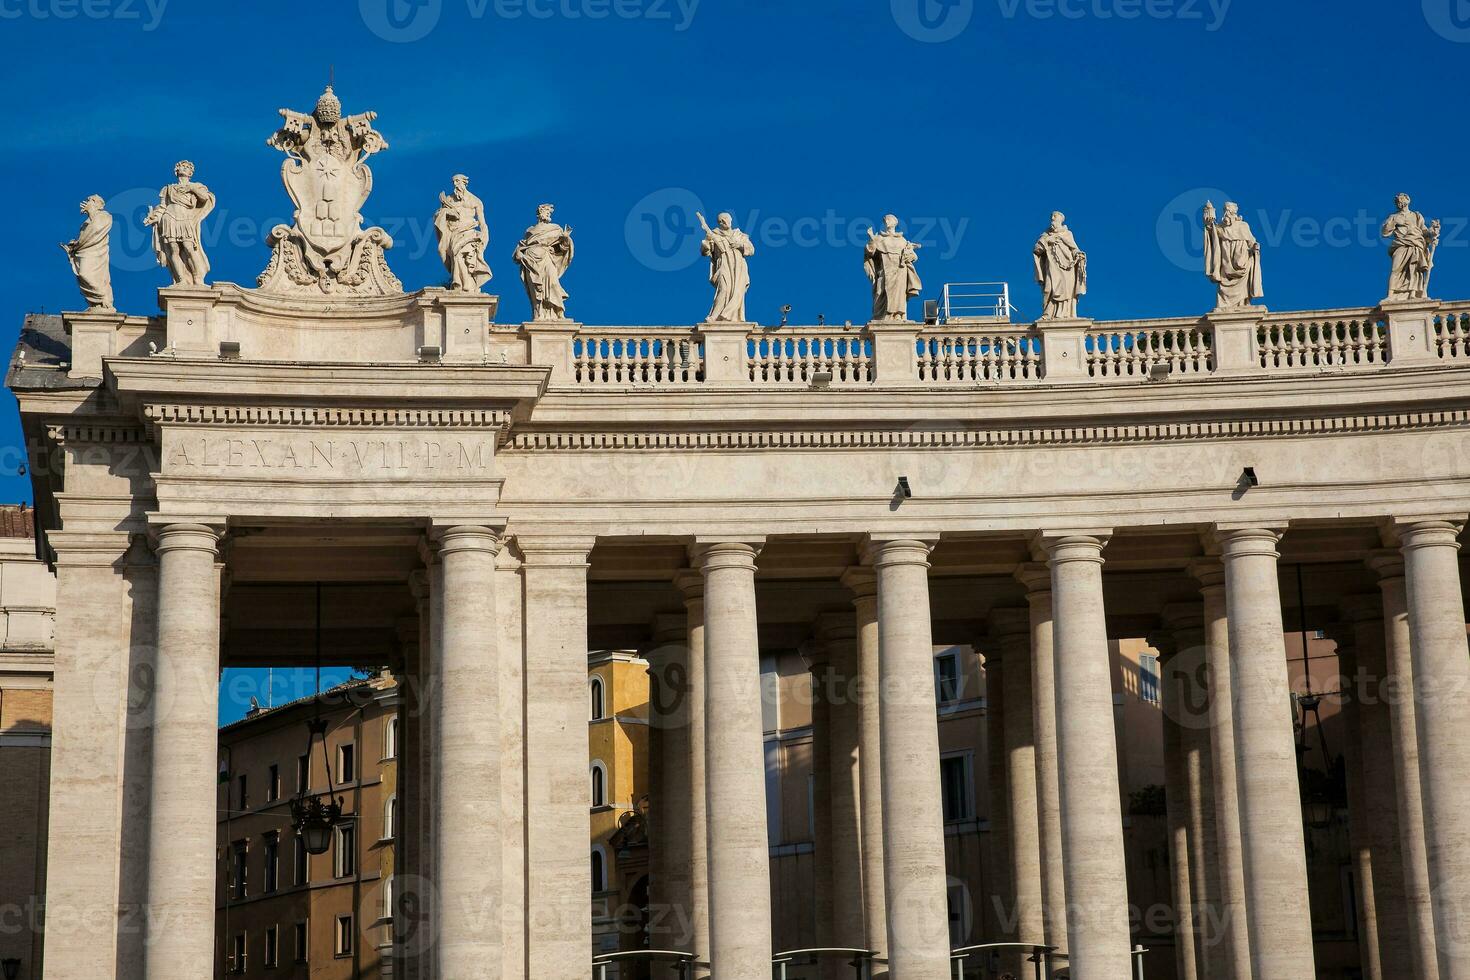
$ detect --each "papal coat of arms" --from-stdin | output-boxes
[257,86,402,296]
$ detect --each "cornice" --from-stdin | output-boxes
[142,404,512,430]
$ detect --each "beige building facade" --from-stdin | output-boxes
[13,86,1470,980]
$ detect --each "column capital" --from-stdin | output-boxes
[1014,561,1050,596]
[1211,525,1284,558]
[693,540,761,572]
[408,568,430,601]
[152,522,221,556]
[1393,517,1466,552]
[1339,593,1384,626]
[813,610,857,646]
[861,536,934,568]
[1366,548,1405,581]
[840,565,876,599]
[1036,530,1110,564]
[48,529,135,567]
[673,567,704,603]
[1187,556,1225,590]
[438,524,504,558]
[514,533,595,566]
[987,607,1031,648]
[1159,602,1204,652]
[647,612,687,649]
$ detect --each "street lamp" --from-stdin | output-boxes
[288,584,345,855]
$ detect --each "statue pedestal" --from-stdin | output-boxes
[1378,298,1442,365]
[1033,317,1094,383]
[1205,306,1269,375]
[697,321,756,384]
[520,320,582,383]
[63,308,128,379]
[160,284,223,357]
[867,320,921,383]
[417,290,499,363]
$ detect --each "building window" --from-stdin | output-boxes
[383,795,397,840]
[264,924,280,968]
[267,763,280,802]
[237,773,249,810]
[940,753,974,822]
[335,914,354,956]
[293,921,308,963]
[1139,653,1161,705]
[947,882,973,947]
[230,932,247,974]
[589,676,606,721]
[385,717,398,759]
[231,841,248,899]
[935,649,962,704]
[296,754,309,794]
[263,833,279,893]
[337,743,356,783]
[335,824,356,878]
[591,848,607,893]
[382,874,395,919]
[590,761,607,808]
[293,833,308,886]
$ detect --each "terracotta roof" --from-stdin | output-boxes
[0,505,35,539]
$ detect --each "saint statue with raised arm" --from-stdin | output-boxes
[699,211,755,322]
[145,160,215,287]
[60,195,114,310]
[434,174,493,292]
[1033,211,1086,319]
[1202,201,1263,312]
[513,203,574,320]
[864,214,922,322]
[1381,193,1440,302]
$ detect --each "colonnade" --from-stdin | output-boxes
[129,520,1470,979]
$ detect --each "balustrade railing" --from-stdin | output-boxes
[1256,309,1386,371]
[917,329,1042,383]
[1085,321,1212,379]
[748,330,873,384]
[573,330,703,385]
[1434,302,1470,360]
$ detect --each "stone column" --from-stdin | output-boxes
[1016,563,1068,954]
[816,611,867,950]
[396,609,422,980]
[983,650,1014,944]
[1039,531,1132,978]
[676,569,712,970]
[43,532,145,979]
[143,523,221,979]
[519,534,594,979]
[433,526,504,976]
[1213,527,1315,979]
[1396,518,1470,977]
[992,609,1045,948]
[804,640,837,966]
[842,566,888,964]
[1158,644,1199,980]
[646,614,694,959]
[1345,596,1413,976]
[495,547,527,980]
[699,542,773,980]
[1369,551,1440,979]
[410,564,439,980]
[869,537,951,980]
[1189,559,1251,980]
[1332,628,1384,980]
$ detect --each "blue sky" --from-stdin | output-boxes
[4,0,1467,720]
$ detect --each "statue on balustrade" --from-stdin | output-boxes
[864,214,922,322]
[257,86,401,296]
[698,211,755,322]
[60,195,114,311]
[1202,201,1263,312]
[1381,193,1440,302]
[434,174,493,292]
[144,160,215,287]
[1033,211,1086,319]
[513,203,574,320]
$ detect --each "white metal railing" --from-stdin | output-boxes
[917,329,1041,383]
[1257,310,1386,371]
[747,330,873,384]
[573,330,702,385]
[1086,323,1213,379]
[940,282,1014,323]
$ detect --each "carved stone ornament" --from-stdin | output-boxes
[256,86,402,296]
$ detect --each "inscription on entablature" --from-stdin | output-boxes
[163,431,494,480]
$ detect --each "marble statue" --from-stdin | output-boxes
[1382,193,1440,302]
[1203,201,1263,311]
[1033,211,1086,320]
[513,203,574,321]
[257,86,401,296]
[60,195,114,311]
[864,214,922,322]
[144,160,215,287]
[698,211,755,322]
[434,174,493,292]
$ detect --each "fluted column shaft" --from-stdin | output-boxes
[144,524,221,980]
[434,526,503,977]
[844,567,889,965]
[700,543,773,980]
[1017,563,1068,954]
[1042,532,1132,977]
[1191,560,1251,980]
[520,535,593,979]
[1371,553,1440,979]
[870,538,951,980]
[1398,519,1470,977]
[1215,527,1315,979]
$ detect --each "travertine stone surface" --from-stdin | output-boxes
[994,607,1044,957]
[677,570,712,973]
[816,611,865,951]
[841,566,888,968]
